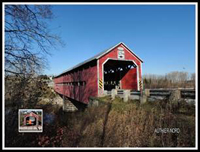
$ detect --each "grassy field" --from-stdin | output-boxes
[59,97,195,147]
[4,77,195,147]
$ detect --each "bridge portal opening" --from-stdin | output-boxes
[103,59,138,91]
[26,116,36,126]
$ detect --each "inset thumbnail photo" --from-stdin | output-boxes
[18,109,43,133]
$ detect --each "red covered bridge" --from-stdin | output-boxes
[54,42,143,104]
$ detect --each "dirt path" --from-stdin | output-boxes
[101,101,112,147]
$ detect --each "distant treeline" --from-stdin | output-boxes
[143,71,195,89]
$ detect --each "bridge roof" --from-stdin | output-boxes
[55,42,143,78]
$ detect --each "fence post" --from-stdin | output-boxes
[123,90,130,102]
[103,90,108,96]
[145,89,150,96]
[111,89,117,100]
[171,89,181,101]
[140,89,150,104]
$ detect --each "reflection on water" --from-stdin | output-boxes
[5,108,12,115]
[43,113,55,124]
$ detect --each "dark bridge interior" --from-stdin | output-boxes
[26,116,36,126]
[103,60,137,91]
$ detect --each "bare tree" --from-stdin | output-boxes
[191,73,195,81]
[143,71,193,89]
[166,72,179,83]
[191,73,195,88]
[5,5,62,77]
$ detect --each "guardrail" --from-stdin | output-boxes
[181,89,195,99]
[150,90,171,97]
[117,90,124,97]
[103,88,195,103]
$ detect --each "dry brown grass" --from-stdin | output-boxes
[5,76,195,148]
[60,97,195,147]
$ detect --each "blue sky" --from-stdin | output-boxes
[44,4,196,76]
